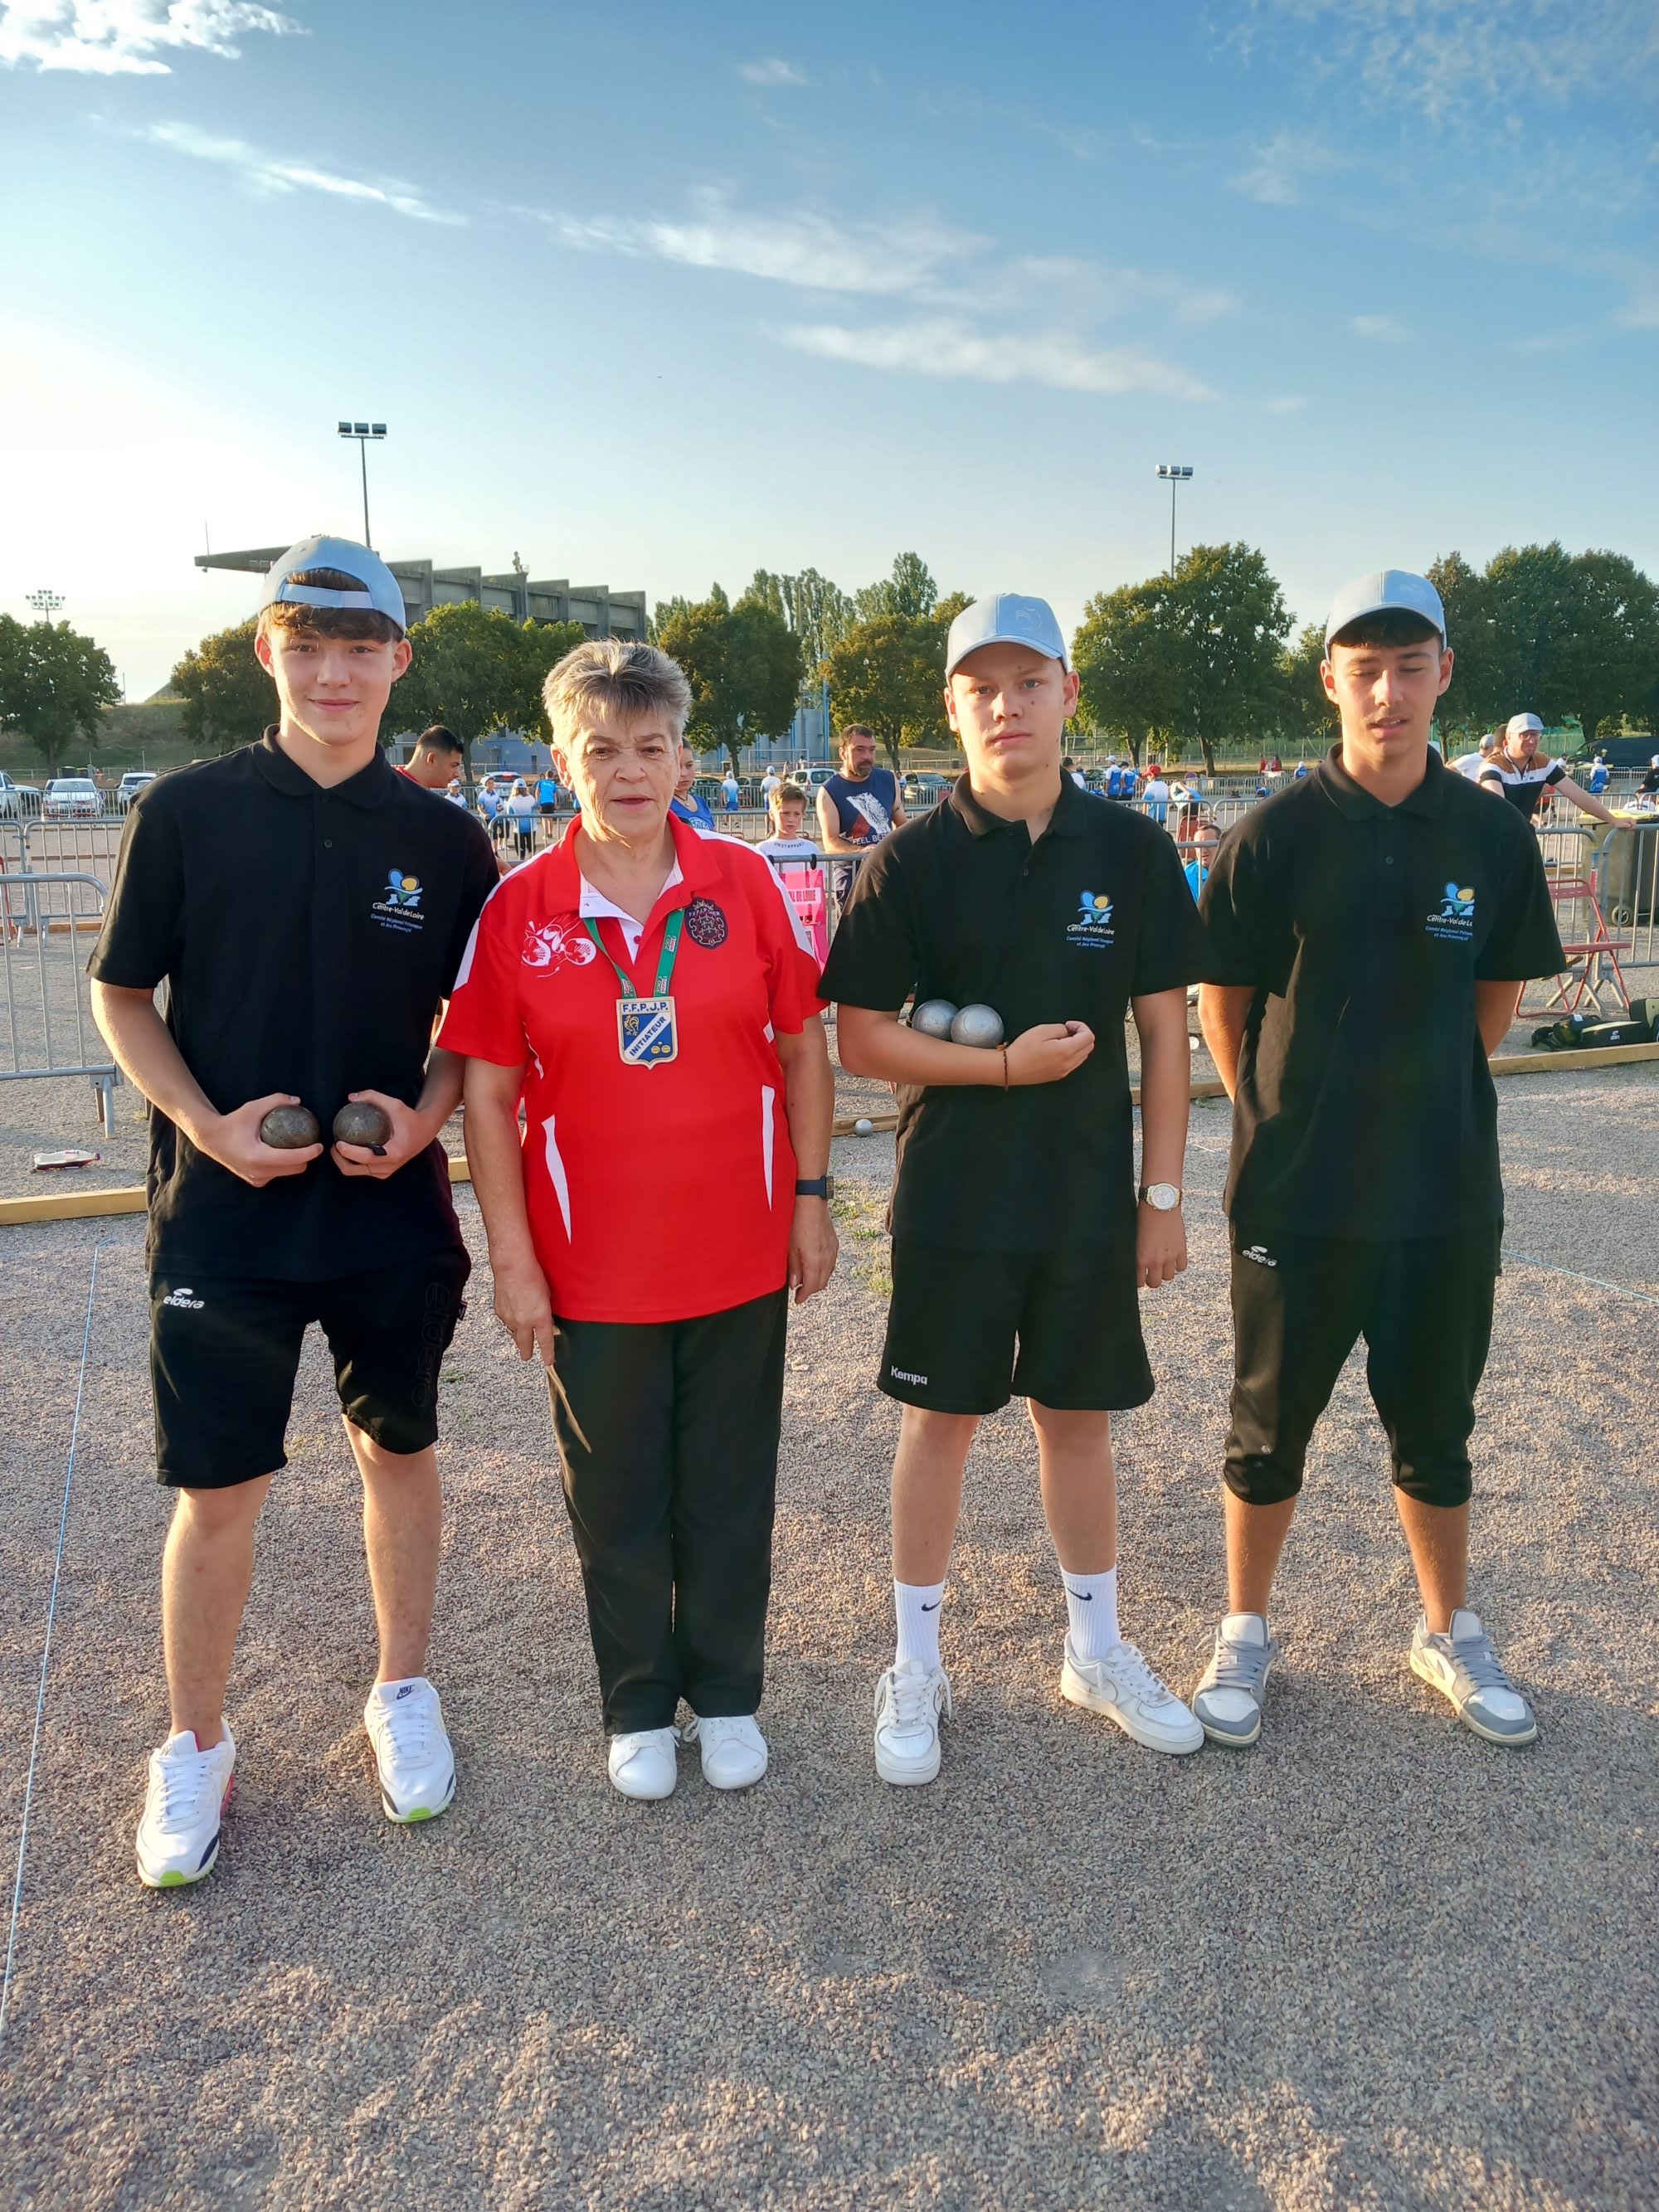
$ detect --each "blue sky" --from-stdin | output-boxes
[2,0,1656,698]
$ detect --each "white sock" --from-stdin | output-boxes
[893,1580,946,1672]
[1061,1565,1120,1660]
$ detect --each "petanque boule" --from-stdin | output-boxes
[258,1105,321,1150]
[854,1116,874,1136]
[950,1003,1005,1048]
[332,1101,393,1150]
[909,999,958,1038]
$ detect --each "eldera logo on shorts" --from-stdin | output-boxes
[1426,882,1476,943]
[162,1286,205,1310]
[372,868,426,935]
[1067,890,1116,948]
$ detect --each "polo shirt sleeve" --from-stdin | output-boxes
[1130,827,1215,995]
[818,841,919,1010]
[1542,761,1566,788]
[1196,826,1265,987]
[444,820,499,994]
[436,884,528,1069]
[1476,826,1565,981]
[746,859,823,1033]
[86,789,183,989]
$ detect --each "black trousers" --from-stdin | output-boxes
[549,1290,788,1733]
[1224,1225,1500,1510]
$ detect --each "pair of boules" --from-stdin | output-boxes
[259,1101,393,1151]
[909,999,1005,1049]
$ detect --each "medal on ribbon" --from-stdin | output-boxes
[586,907,686,1070]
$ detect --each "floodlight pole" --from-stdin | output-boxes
[337,421,388,547]
[26,590,64,625]
[1155,464,1194,580]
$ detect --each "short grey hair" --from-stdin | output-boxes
[543,638,692,747]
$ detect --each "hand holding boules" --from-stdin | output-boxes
[200,1094,323,1188]
[331,1089,430,1180]
[1005,1021,1096,1087]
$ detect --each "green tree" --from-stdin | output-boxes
[1073,579,1182,766]
[392,600,586,769]
[1162,543,1292,773]
[1546,548,1659,746]
[654,587,804,771]
[745,566,854,672]
[172,618,274,754]
[825,612,954,768]
[854,551,938,624]
[1426,552,1502,737]
[0,613,121,772]
[1274,622,1337,753]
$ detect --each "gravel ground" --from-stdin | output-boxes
[0,1071,1654,2210]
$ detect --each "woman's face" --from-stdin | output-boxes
[557,707,679,843]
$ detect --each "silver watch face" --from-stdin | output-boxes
[1143,1181,1180,1212]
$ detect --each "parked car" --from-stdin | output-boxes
[900,771,951,807]
[116,770,158,812]
[0,771,43,819]
[42,776,103,820]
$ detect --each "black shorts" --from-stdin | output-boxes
[880,1238,1154,1416]
[1224,1223,1501,1510]
[148,1250,470,1490]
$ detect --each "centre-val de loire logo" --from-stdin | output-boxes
[1068,890,1116,946]
[372,868,426,933]
[1426,881,1476,943]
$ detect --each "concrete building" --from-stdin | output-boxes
[195,547,647,639]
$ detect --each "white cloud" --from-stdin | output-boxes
[774,316,1217,401]
[1257,0,1659,125]
[1264,394,1310,412]
[142,120,465,224]
[546,189,981,297]
[1230,128,1346,207]
[1350,314,1409,341]
[0,0,298,75]
[738,56,805,86]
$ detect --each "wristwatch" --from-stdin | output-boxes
[1138,1182,1182,1211]
[795,1176,834,1201]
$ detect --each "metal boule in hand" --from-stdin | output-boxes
[333,1101,393,1149]
[259,1106,321,1149]
[909,999,958,1039]
[950,1004,1005,1048]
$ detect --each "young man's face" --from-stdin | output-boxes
[410,743,458,789]
[946,644,1079,784]
[557,708,679,839]
[1321,634,1452,766]
[775,800,805,840]
[839,732,878,781]
[674,746,698,800]
[255,625,411,753]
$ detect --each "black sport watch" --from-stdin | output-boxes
[795,1176,834,1201]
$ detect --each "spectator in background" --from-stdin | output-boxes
[757,782,821,867]
[1586,753,1610,797]
[1478,714,1626,831]
[444,779,468,808]
[1293,760,1311,780]
[669,743,715,832]
[1062,755,1087,790]
[721,766,742,813]
[1184,819,1220,902]
[761,766,782,806]
[816,723,907,908]
[1269,754,1282,775]
[507,779,536,858]
[401,724,464,792]
[538,768,561,824]
[1641,756,1659,796]
[1141,762,1172,826]
[1450,732,1501,780]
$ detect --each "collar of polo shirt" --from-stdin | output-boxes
[1319,741,1447,823]
[947,768,1091,840]
[253,727,394,811]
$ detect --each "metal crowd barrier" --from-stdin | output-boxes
[0,871,121,1135]
[1598,813,1659,975]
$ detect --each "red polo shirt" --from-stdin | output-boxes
[440,815,823,1323]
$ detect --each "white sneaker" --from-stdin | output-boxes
[873,1658,952,1786]
[607,1727,679,1801]
[1409,1610,1537,1746]
[363,1678,455,1823]
[684,1713,769,1790]
[1061,1638,1204,1755]
[135,1725,236,1888]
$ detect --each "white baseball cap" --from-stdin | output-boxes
[1324,569,1447,650]
[261,533,406,628]
[946,593,1071,678]
[1506,713,1544,739]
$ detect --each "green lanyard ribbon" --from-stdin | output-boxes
[582,905,684,999]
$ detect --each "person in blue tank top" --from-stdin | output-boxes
[815,724,907,908]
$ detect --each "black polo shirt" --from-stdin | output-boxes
[820,771,1211,1252]
[90,729,498,1281]
[1199,745,1564,1240]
